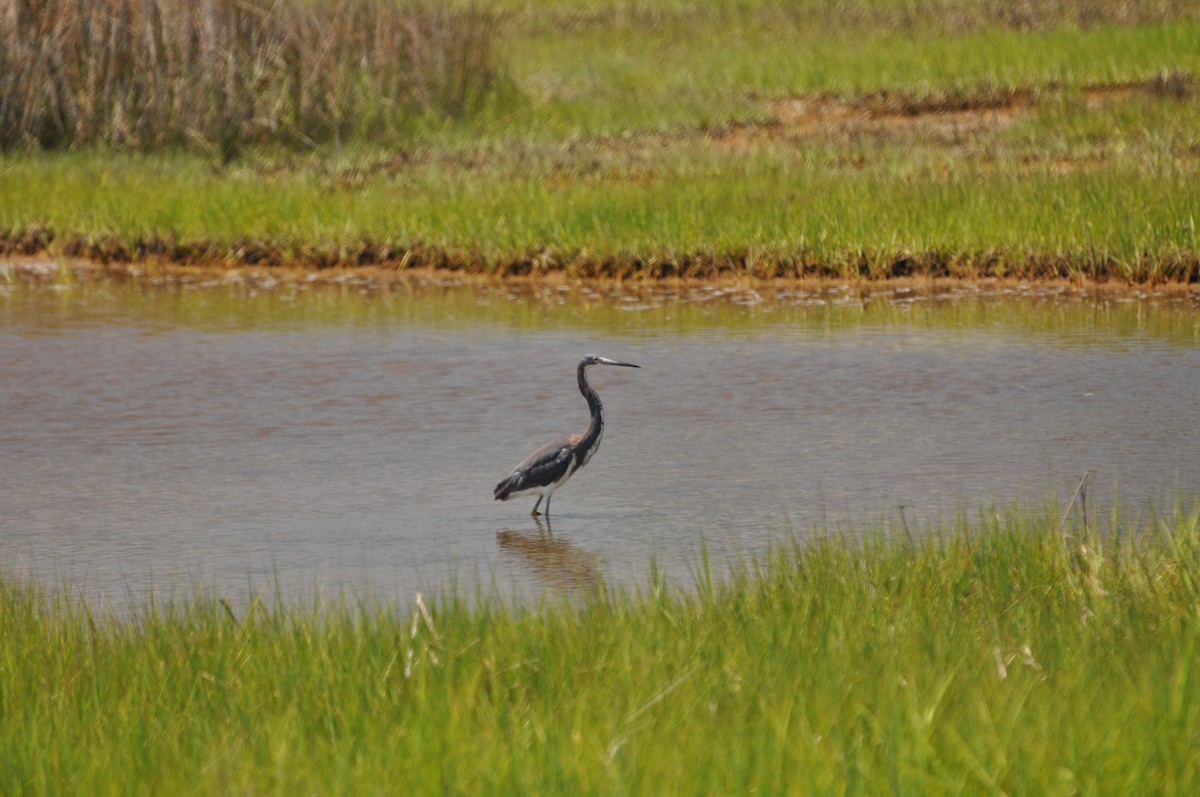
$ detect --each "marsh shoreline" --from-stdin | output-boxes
[5,254,1199,306]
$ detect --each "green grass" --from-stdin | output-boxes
[3,109,1197,278]
[4,508,1200,794]
[503,15,1200,138]
[2,0,1199,278]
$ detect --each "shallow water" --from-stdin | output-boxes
[2,274,1199,609]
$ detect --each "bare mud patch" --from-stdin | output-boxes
[4,256,1199,309]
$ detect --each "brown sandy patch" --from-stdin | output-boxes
[772,94,1028,137]
[714,90,1033,153]
[715,75,1196,154]
[1083,84,1142,108]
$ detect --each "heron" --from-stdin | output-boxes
[494,354,640,516]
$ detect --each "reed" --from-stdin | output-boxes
[0,0,502,156]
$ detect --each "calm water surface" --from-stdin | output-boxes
[2,275,1199,608]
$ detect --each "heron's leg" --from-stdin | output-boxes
[531,496,543,516]
[545,495,552,516]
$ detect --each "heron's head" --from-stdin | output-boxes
[582,353,640,369]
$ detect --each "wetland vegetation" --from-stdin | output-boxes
[4,3,1200,793]
[1,0,1199,280]
[4,508,1200,793]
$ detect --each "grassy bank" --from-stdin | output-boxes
[1,0,1199,280]
[4,130,1198,280]
[3,509,1200,794]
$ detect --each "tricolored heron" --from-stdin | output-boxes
[494,354,640,516]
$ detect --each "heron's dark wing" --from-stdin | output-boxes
[494,435,579,499]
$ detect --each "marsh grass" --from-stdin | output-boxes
[495,0,1198,32]
[3,507,1200,793]
[0,0,503,155]
[1,0,1198,278]
[502,4,1200,138]
[3,117,1197,279]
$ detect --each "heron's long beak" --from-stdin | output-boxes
[598,356,640,368]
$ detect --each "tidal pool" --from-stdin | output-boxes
[2,272,1199,609]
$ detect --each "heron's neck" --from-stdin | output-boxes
[577,364,604,440]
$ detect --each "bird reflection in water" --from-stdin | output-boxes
[496,517,603,593]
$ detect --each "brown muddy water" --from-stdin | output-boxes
[2,270,1199,610]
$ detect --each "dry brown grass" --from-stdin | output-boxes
[0,0,501,156]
